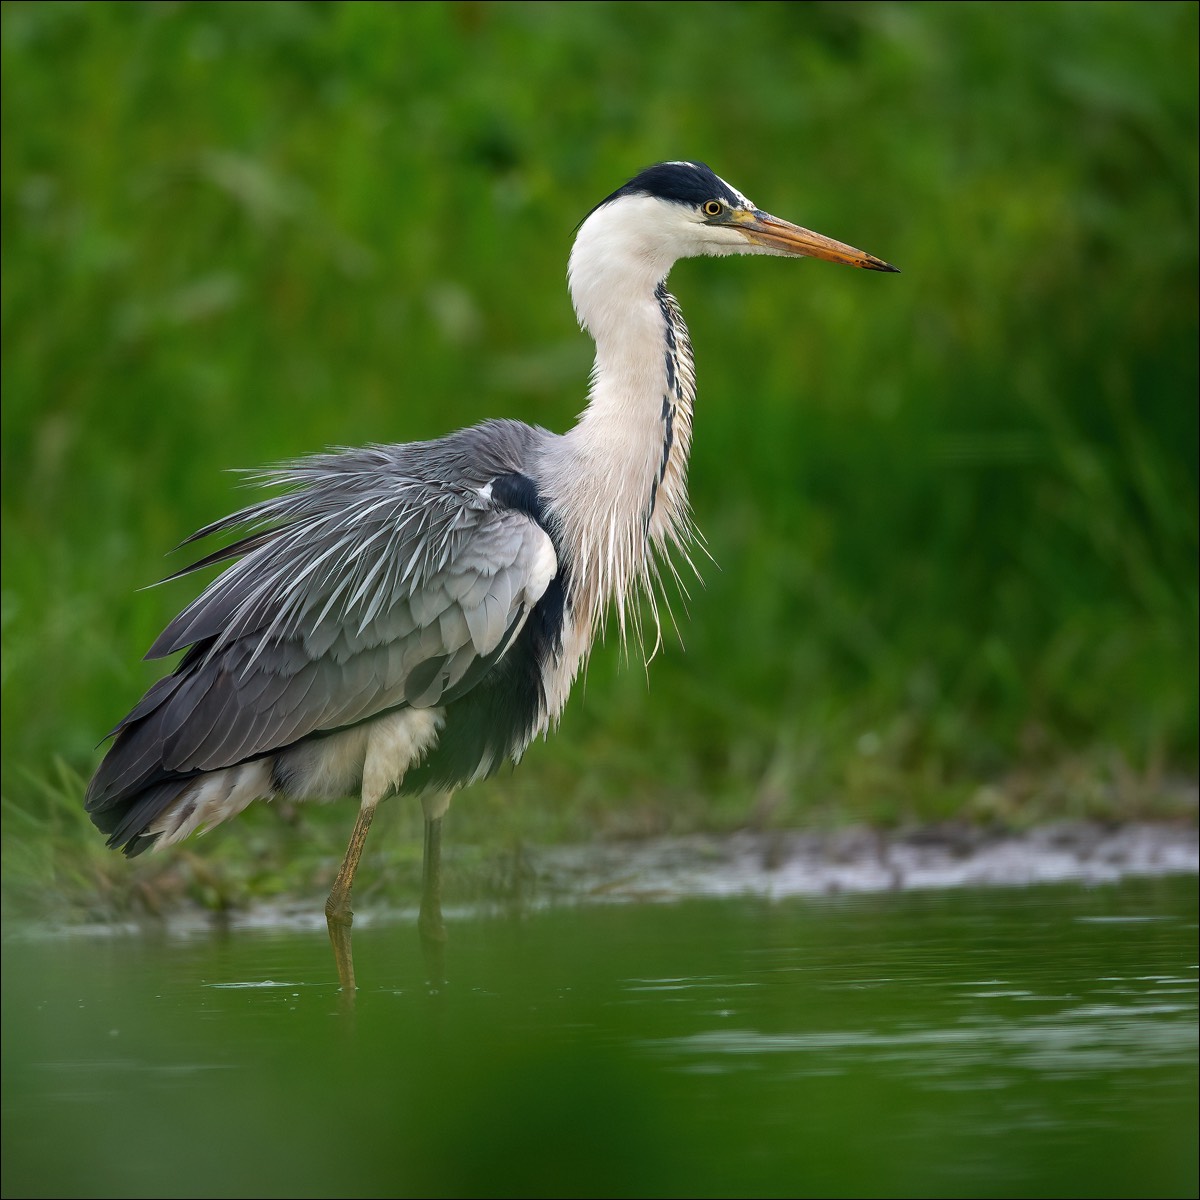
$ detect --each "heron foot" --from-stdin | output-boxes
[418,905,447,945]
[326,912,358,998]
[418,906,447,988]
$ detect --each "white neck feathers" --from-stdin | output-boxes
[540,196,700,653]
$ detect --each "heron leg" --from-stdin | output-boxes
[325,796,379,994]
[418,793,451,946]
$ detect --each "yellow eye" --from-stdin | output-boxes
[703,200,724,217]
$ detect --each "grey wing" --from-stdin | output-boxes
[86,466,557,811]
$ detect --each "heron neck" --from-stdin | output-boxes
[547,254,697,649]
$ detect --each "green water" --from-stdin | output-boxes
[3,876,1196,1199]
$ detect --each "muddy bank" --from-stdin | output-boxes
[15,820,1195,939]
[528,820,1198,904]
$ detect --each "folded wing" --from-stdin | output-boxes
[85,433,558,824]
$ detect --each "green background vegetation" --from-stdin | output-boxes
[2,1,1196,915]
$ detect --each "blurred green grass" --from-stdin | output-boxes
[2,2,1196,913]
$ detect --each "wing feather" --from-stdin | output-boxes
[92,431,559,798]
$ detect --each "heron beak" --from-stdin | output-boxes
[738,210,899,273]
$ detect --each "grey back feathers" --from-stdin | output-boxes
[86,420,563,848]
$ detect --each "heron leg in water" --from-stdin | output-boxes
[324,794,380,993]
[323,790,451,991]
[419,792,451,945]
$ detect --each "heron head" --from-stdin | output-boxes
[568,161,896,335]
[589,160,898,273]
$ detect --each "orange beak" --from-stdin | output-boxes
[739,210,898,272]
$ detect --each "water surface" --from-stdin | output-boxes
[3,875,1196,1197]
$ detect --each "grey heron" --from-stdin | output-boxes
[85,162,896,983]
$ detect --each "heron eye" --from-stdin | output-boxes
[703,200,724,218]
